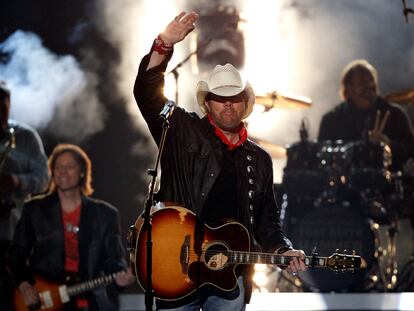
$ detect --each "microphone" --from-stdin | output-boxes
[402,0,413,24]
[159,100,176,120]
[299,118,309,141]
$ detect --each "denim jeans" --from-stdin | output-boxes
[157,276,246,311]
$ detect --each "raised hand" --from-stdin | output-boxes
[159,11,199,45]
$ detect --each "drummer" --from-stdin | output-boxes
[318,59,414,171]
[317,60,414,292]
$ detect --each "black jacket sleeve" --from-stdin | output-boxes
[7,202,36,287]
[133,47,174,145]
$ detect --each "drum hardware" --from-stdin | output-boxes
[344,140,392,192]
[371,222,382,259]
[357,221,384,292]
[277,191,414,292]
[363,185,414,293]
[376,171,414,291]
[255,91,312,110]
[395,256,414,291]
[280,137,414,292]
[282,202,377,292]
[391,171,405,199]
[375,216,400,291]
[283,140,347,201]
[249,137,286,159]
[283,138,393,200]
[353,170,414,292]
[359,191,389,224]
[385,89,414,105]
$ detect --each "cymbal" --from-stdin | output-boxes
[385,89,414,104]
[250,137,287,159]
[255,91,312,110]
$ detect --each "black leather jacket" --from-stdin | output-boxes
[7,192,127,310]
[134,50,292,255]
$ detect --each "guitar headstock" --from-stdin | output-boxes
[326,250,367,272]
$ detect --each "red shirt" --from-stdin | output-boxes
[62,203,81,273]
[62,203,88,309]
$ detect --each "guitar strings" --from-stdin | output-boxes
[177,249,304,263]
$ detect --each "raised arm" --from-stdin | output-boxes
[133,12,198,144]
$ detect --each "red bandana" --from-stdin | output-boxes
[207,114,248,150]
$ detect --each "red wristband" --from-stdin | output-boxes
[153,35,173,55]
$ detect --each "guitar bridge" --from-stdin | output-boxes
[180,235,191,274]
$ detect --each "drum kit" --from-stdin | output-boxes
[252,89,414,293]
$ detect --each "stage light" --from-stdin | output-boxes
[253,271,269,287]
[195,4,245,72]
[253,264,269,288]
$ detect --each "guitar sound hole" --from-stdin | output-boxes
[204,243,229,270]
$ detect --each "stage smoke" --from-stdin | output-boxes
[0,30,105,141]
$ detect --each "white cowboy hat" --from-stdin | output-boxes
[196,63,255,119]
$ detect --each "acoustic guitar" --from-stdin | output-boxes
[129,206,365,301]
[14,273,116,311]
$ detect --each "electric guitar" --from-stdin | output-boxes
[14,273,116,311]
[129,206,365,301]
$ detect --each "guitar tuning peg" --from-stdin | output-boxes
[352,250,356,255]
[343,249,347,254]
[335,248,339,253]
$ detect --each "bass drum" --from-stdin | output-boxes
[284,200,376,292]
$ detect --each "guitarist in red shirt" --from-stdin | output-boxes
[7,144,133,310]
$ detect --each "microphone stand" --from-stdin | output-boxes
[402,0,414,23]
[166,21,238,105]
[142,117,171,311]
[167,36,213,105]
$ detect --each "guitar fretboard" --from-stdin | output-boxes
[227,251,328,267]
[67,273,117,296]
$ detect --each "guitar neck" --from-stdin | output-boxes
[228,251,329,268]
[67,273,117,297]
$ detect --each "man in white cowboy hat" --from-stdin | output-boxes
[134,11,306,310]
